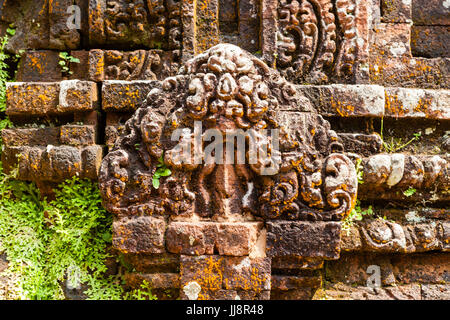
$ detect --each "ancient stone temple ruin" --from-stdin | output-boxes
[0,0,449,300]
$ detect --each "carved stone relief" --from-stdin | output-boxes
[99,44,357,220]
[98,44,357,299]
[274,0,368,84]
[89,0,182,56]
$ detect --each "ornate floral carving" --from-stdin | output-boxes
[99,44,357,221]
[275,0,359,83]
[103,50,178,80]
[93,0,182,55]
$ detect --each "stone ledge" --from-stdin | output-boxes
[385,87,450,119]
[297,84,385,117]
[103,83,449,121]
[2,125,97,147]
[296,84,450,119]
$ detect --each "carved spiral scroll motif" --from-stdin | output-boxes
[99,44,357,222]
[276,0,360,84]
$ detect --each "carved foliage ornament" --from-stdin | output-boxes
[276,0,359,83]
[100,0,182,53]
[99,44,357,221]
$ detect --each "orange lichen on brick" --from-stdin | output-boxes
[224,265,269,293]
[29,56,45,75]
[330,96,355,117]
[385,93,406,116]
[190,256,223,292]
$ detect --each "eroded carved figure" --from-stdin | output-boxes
[99,44,357,222]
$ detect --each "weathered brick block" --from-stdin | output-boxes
[15,51,62,82]
[271,256,324,270]
[48,0,81,50]
[381,0,412,23]
[81,146,103,180]
[60,125,97,146]
[338,133,383,157]
[411,26,450,58]
[340,225,363,252]
[391,253,450,284]
[266,221,342,260]
[68,51,90,80]
[166,222,262,256]
[271,274,322,291]
[385,87,450,119]
[370,56,450,89]
[59,80,98,113]
[1,127,60,147]
[222,257,271,291]
[371,23,411,59]
[102,80,159,112]
[124,273,180,289]
[6,82,60,116]
[113,216,167,254]
[180,255,224,296]
[216,223,262,256]
[180,255,271,300]
[412,0,450,25]
[2,126,97,148]
[6,81,98,117]
[122,253,180,273]
[166,222,217,255]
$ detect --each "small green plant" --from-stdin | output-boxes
[355,158,364,185]
[403,187,417,197]
[0,26,16,113]
[59,52,80,75]
[0,26,16,147]
[123,281,158,300]
[380,118,422,153]
[342,200,374,234]
[152,155,172,189]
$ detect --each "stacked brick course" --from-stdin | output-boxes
[0,0,448,300]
